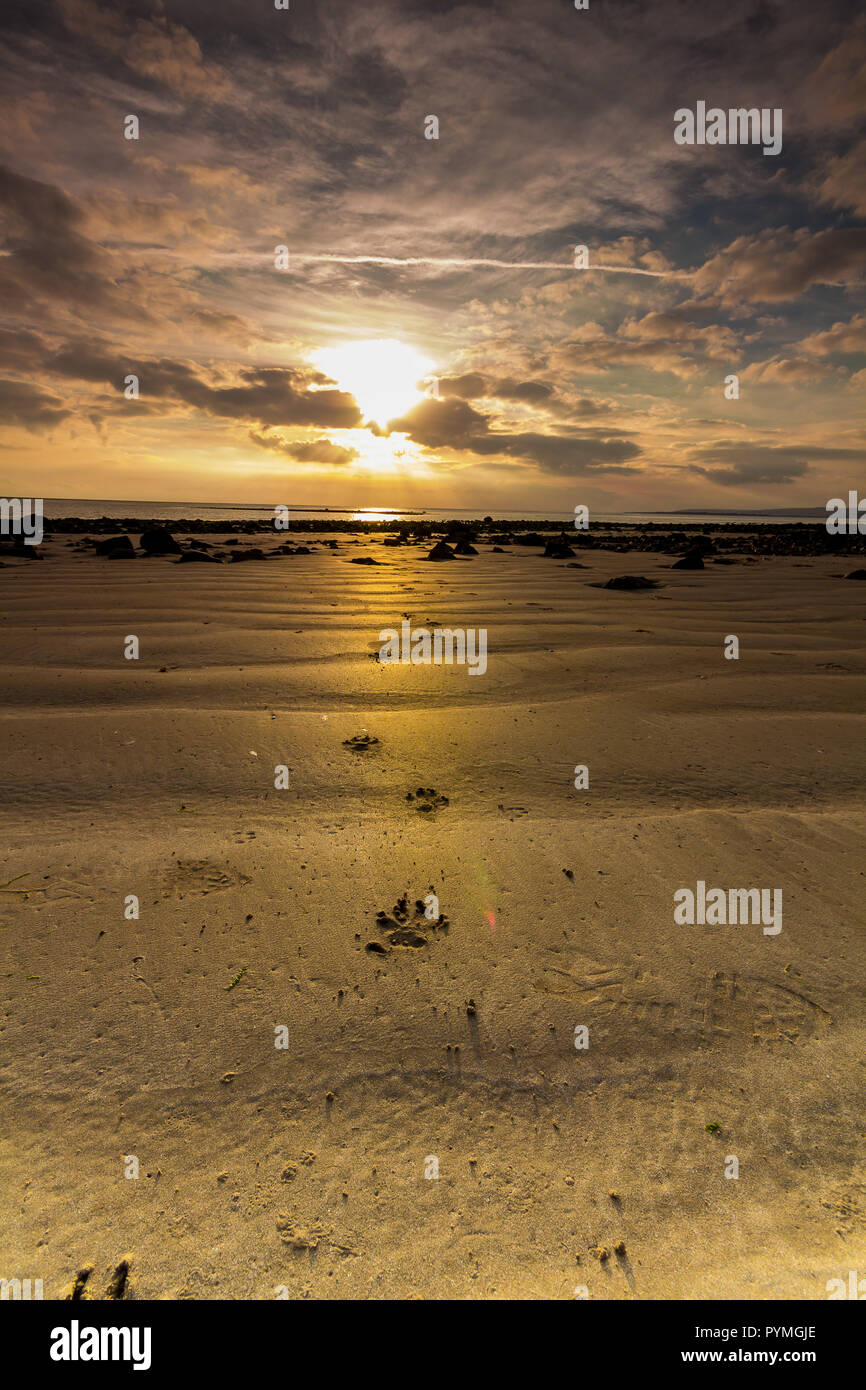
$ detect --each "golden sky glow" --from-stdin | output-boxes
[0,1,863,510]
[313,340,433,429]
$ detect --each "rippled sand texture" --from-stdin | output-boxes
[1,534,864,1299]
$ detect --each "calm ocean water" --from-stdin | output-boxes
[40,500,825,526]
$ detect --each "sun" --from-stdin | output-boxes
[313,339,433,427]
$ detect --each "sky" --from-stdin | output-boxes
[0,0,864,511]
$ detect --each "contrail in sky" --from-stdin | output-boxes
[290,253,667,277]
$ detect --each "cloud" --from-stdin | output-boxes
[691,228,866,304]
[687,441,866,486]
[388,394,640,473]
[553,311,739,377]
[0,378,70,430]
[249,431,360,465]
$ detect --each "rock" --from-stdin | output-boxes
[543,533,575,558]
[454,540,478,555]
[426,540,456,561]
[139,526,180,554]
[175,550,223,563]
[492,545,506,553]
[229,547,267,561]
[672,547,705,570]
[94,535,134,556]
[844,569,866,580]
[0,542,42,559]
[350,556,380,565]
[604,575,658,590]
[107,547,136,558]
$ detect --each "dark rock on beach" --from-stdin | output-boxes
[139,526,180,554]
[426,540,457,561]
[671,547,705,570]
[543,534,575,558]
[94,535,134,556]
[604,575,659,590]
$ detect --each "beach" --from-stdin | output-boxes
[0,525,864,1300]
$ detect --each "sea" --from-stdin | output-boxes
[39,500,826,526]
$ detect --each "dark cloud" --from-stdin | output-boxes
[0,378,70,429]
[249,431,360,465]
[686,442,866,486]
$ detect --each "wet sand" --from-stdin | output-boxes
[0,531,864,1299]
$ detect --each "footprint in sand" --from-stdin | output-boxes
[65,1260,132,1300]
[343,732,379,751]
[406,787,449,814]
[367,891,449,952]
[161,860,251,899]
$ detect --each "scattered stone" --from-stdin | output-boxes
[603,575,659,590]
[350,556,380,565]
[672,547,705,570]
[139,526,180,554]
[94,535,134,556]
[543,534,575,558]
[844,569,866,580]
[426,540,456,561]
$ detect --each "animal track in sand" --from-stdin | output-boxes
[343,732,379,750]
[534,963,831,1048]
[161,860,251,899]
[367,891,449,953]
[65,1259,132,1300]
[406,787,449,814]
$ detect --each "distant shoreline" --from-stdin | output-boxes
[32,514,864,557]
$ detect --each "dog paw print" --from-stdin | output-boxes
[406,787,449,813]
[343,732,379,750]
[366,889,449,953]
